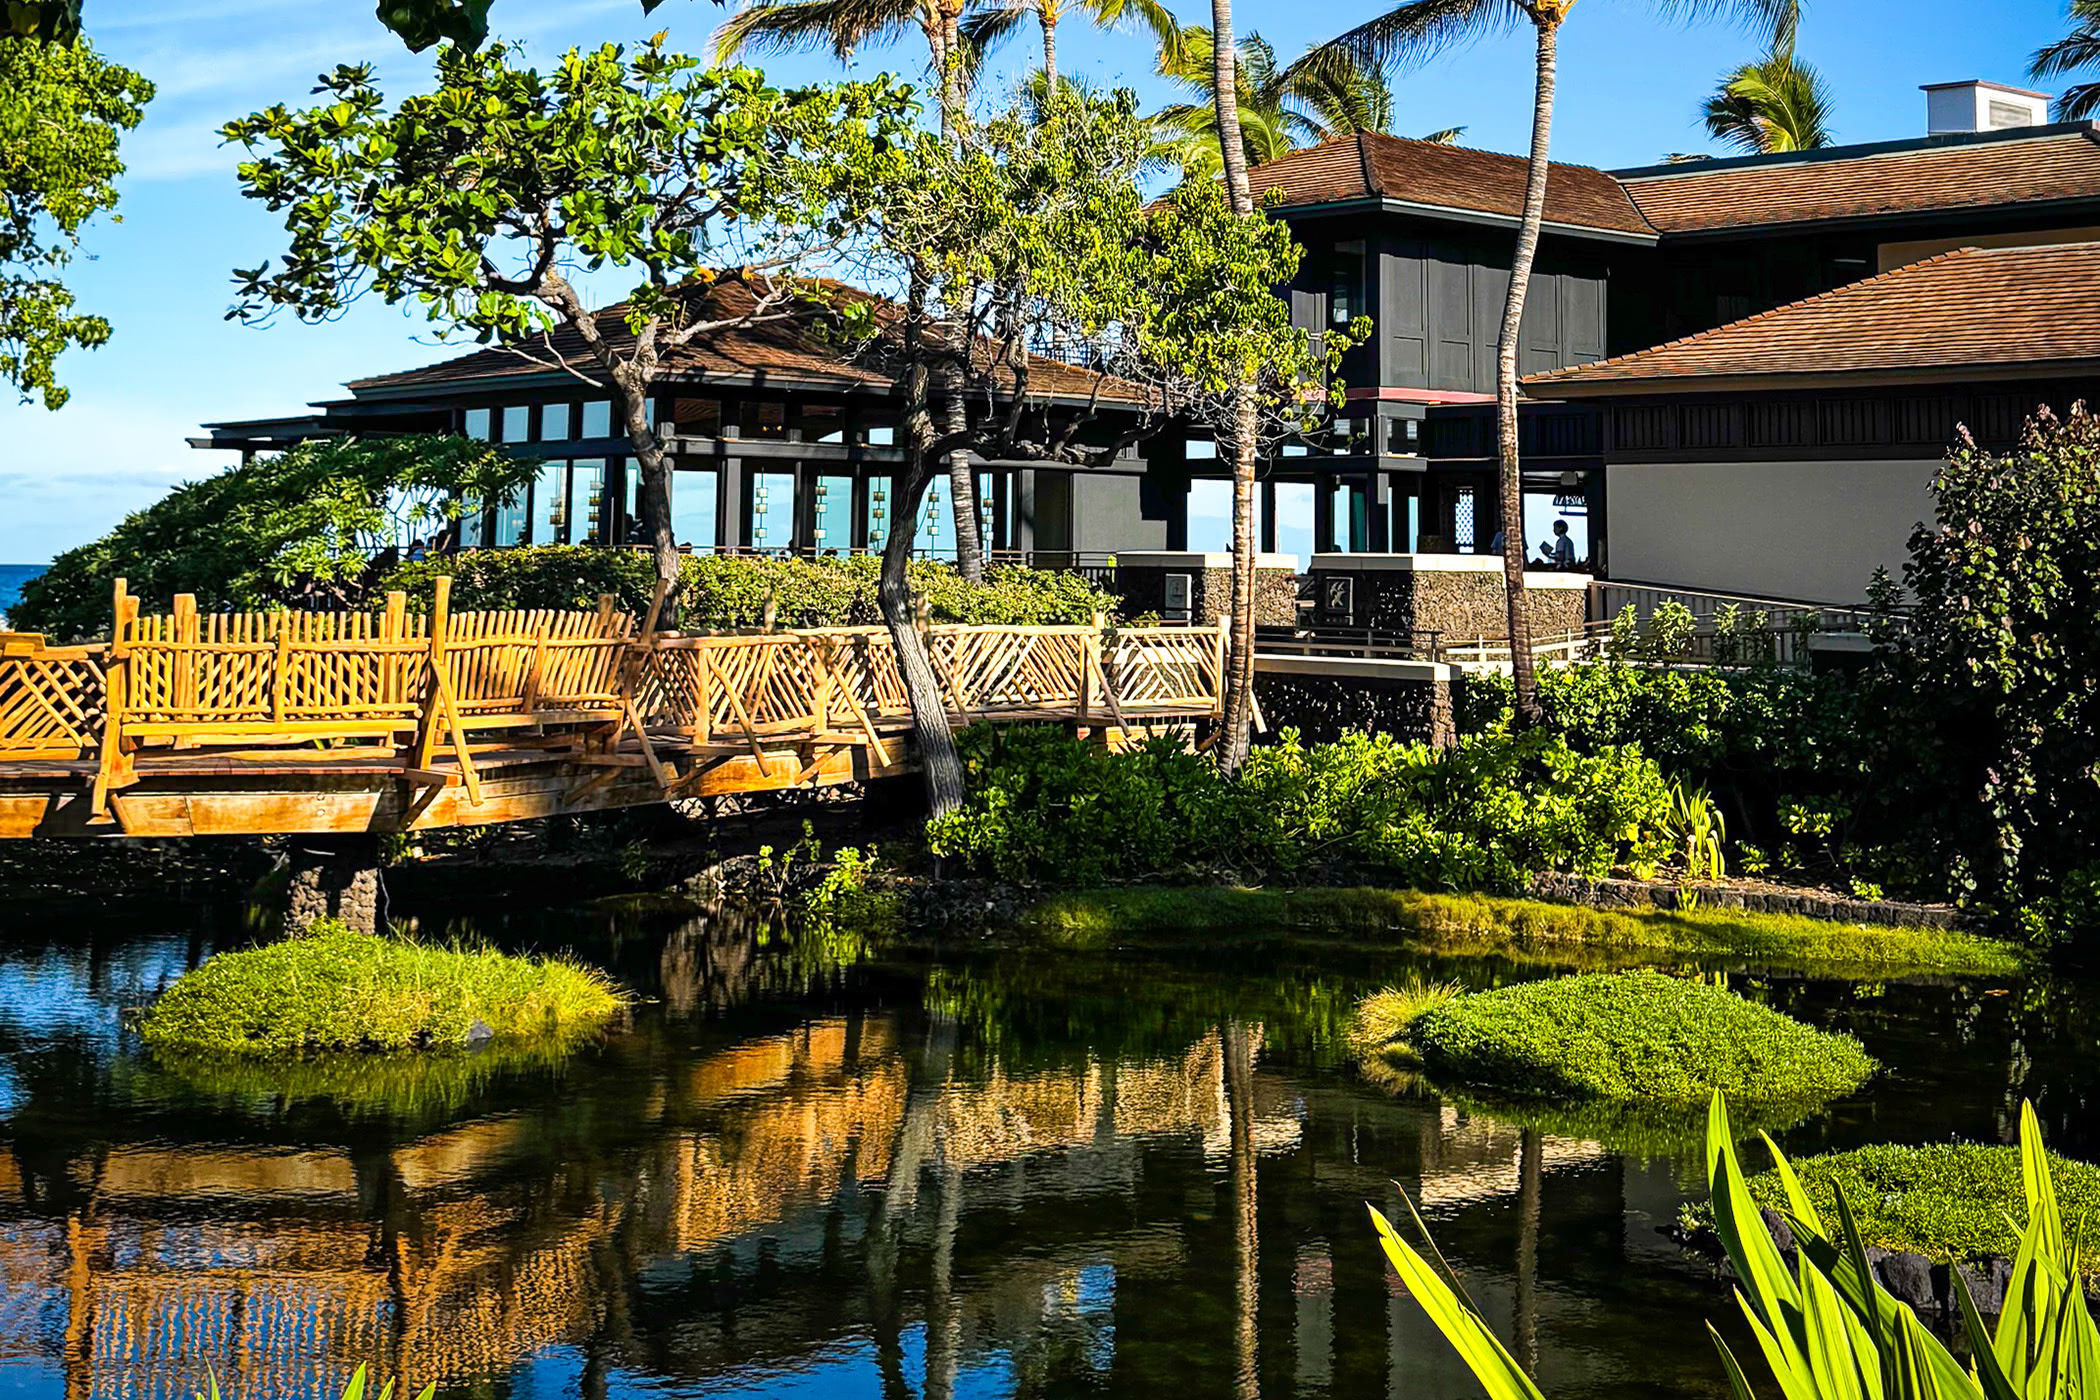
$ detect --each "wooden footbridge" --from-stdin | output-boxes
[0,579,1223,838]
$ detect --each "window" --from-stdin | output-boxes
[748,401,786,439]
[866,476,894,543]
[541,403,572,442]
[673,397,720,436]
[493,490,527,547]
[866,423,896,447]
[463,407,493,441]
[672,468,717,549]
[501,405,529,443]
[753,472,796,551]
[1271,483,1315,562]
[800,404,846,444]
[1454,484,1477,553]
[531,461,567,544]
[1331,241,1366,327]
[813,475,853,551]
[580,401,612,439]
[569,459,606,545]
[1187,478,1232,552]
[1186,437,1217,460]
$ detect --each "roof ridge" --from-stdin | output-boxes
[1612,122,2100,183]
[1340,126,1623,178]
[1527,245,1990,384]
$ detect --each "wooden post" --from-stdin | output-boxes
[90,579,137,822]
[412,576,451,772]
[383,590,406,709]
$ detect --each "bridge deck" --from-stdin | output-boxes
[0,579,1223,837]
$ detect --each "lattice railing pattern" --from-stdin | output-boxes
[0,579,1222,820]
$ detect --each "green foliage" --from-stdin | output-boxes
[799,844,903,945]
[1020,886,2027,977]
[1667,781,1729,881]
[11,436,534,641]
[196,1364,432,1400]
[1684,1141,2100,1278]
[926,725,1674,892]
[137,922,622,1056]
[224,41,908,350]
[1902,405,2100,931]
[1400,970,1876,1104]
[0,34,153,408]
[1375,1094,2100,1400]
[376,548,1118,626]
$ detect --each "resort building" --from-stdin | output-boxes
[197,80,2100,607]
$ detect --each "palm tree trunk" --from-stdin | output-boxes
[1211,0,1261,773]
[934,4,987,584]
[1495,16,1559,726]
[1040,10,1058,92]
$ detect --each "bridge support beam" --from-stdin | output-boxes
[285,833,384,934]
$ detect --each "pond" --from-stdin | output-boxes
[0,897,2092,1400]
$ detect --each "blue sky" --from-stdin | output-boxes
[0,0,2076,562]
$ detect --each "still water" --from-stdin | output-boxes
[0,900,2092,1400]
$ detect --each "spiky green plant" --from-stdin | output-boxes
[1371,1092,2100,1400]
[196,1364,433,1400]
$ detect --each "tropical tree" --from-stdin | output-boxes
[2032,0,2100,121]
[220,39,913,622]
[715,0,994,580]
[1297,0,1790,723]
[11,436,534,642]
[1703,48,1832,153]
[0,30,152,409]
[1155,28,1461,183]
[959,0,1182,92]
[821,89,1347,811]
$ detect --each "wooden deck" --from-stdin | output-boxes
[0,580,1223,838]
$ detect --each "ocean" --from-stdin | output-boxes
[0,564,47,627]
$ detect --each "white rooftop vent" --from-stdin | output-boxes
[1923,80,2051,134]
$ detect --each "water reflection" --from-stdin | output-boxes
[0,908,2092,1400]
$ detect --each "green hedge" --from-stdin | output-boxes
[925,724,1674,892]
[375,548,1118,628]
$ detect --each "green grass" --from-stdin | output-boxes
[138,923,623,1056]
[1390,970,1876,1105]
[1682,1142,2100,1276]
[141,1032,593,1121]
[1019,886,2024,978]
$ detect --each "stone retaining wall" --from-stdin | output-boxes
[1528,871,1961,930]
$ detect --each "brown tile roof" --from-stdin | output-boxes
[1617,128,2100,234]
[1249,131,1655,236]
[349,277,1139,403]
[1525,241,2100,392]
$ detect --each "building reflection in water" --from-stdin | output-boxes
[0,910,1802,1400]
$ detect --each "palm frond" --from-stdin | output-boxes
[1651,0,1801,55]
[1702,50,1832,153]
[958,1,1034,63]
[1290,0,1524,80]
[712,0,920,64]
[1418,125,1465,144]
[1084,0,1186,69]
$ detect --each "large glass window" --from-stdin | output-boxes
[463,407,493,441]
[531,460,567,544]
[672,468,717,551]
[916,476,956,559]
[501,405,529,444]
[541,403,572,443]
[1272,483,1315,562]
[580,401,612,439]
[866,475,895,546]
[570,459,607,545]
[1188,478,1231,553]
[1328,481,1368,553]
[752,472,796,551]
[1331,240,1366,327]
[813,475,853,553]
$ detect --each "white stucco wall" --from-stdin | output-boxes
[1606,459,1940,603]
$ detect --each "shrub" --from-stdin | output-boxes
[925,725,1675,892]
[376,548,1119,628]
[1683,1141,2100,1277]
[138,923,622,1056]
[1398,970,1875,1104]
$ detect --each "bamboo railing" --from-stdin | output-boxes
[0,581,1225,824]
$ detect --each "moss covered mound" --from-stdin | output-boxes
[1402,971,1875,1104]
[1684,1143,2100,1276]
[138,925,622,1056]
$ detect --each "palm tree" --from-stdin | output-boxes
[1155,28,1461,182]
[1294,0,1790,723]
[1703,49,1833,153]
[714,0,992,582]
[958,0,1182,94]
[2032,0,2100,120]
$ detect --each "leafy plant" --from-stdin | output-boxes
[1643,599,1698,660]
[196,1364,432,1400]
[1668,781,1730,881]
[1372,1092,2100,1400]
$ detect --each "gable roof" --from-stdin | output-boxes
[1615,125,2100,235]
[1524,241,2100,394]
[348,278,1136,404]
[1248,131,1656,238]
